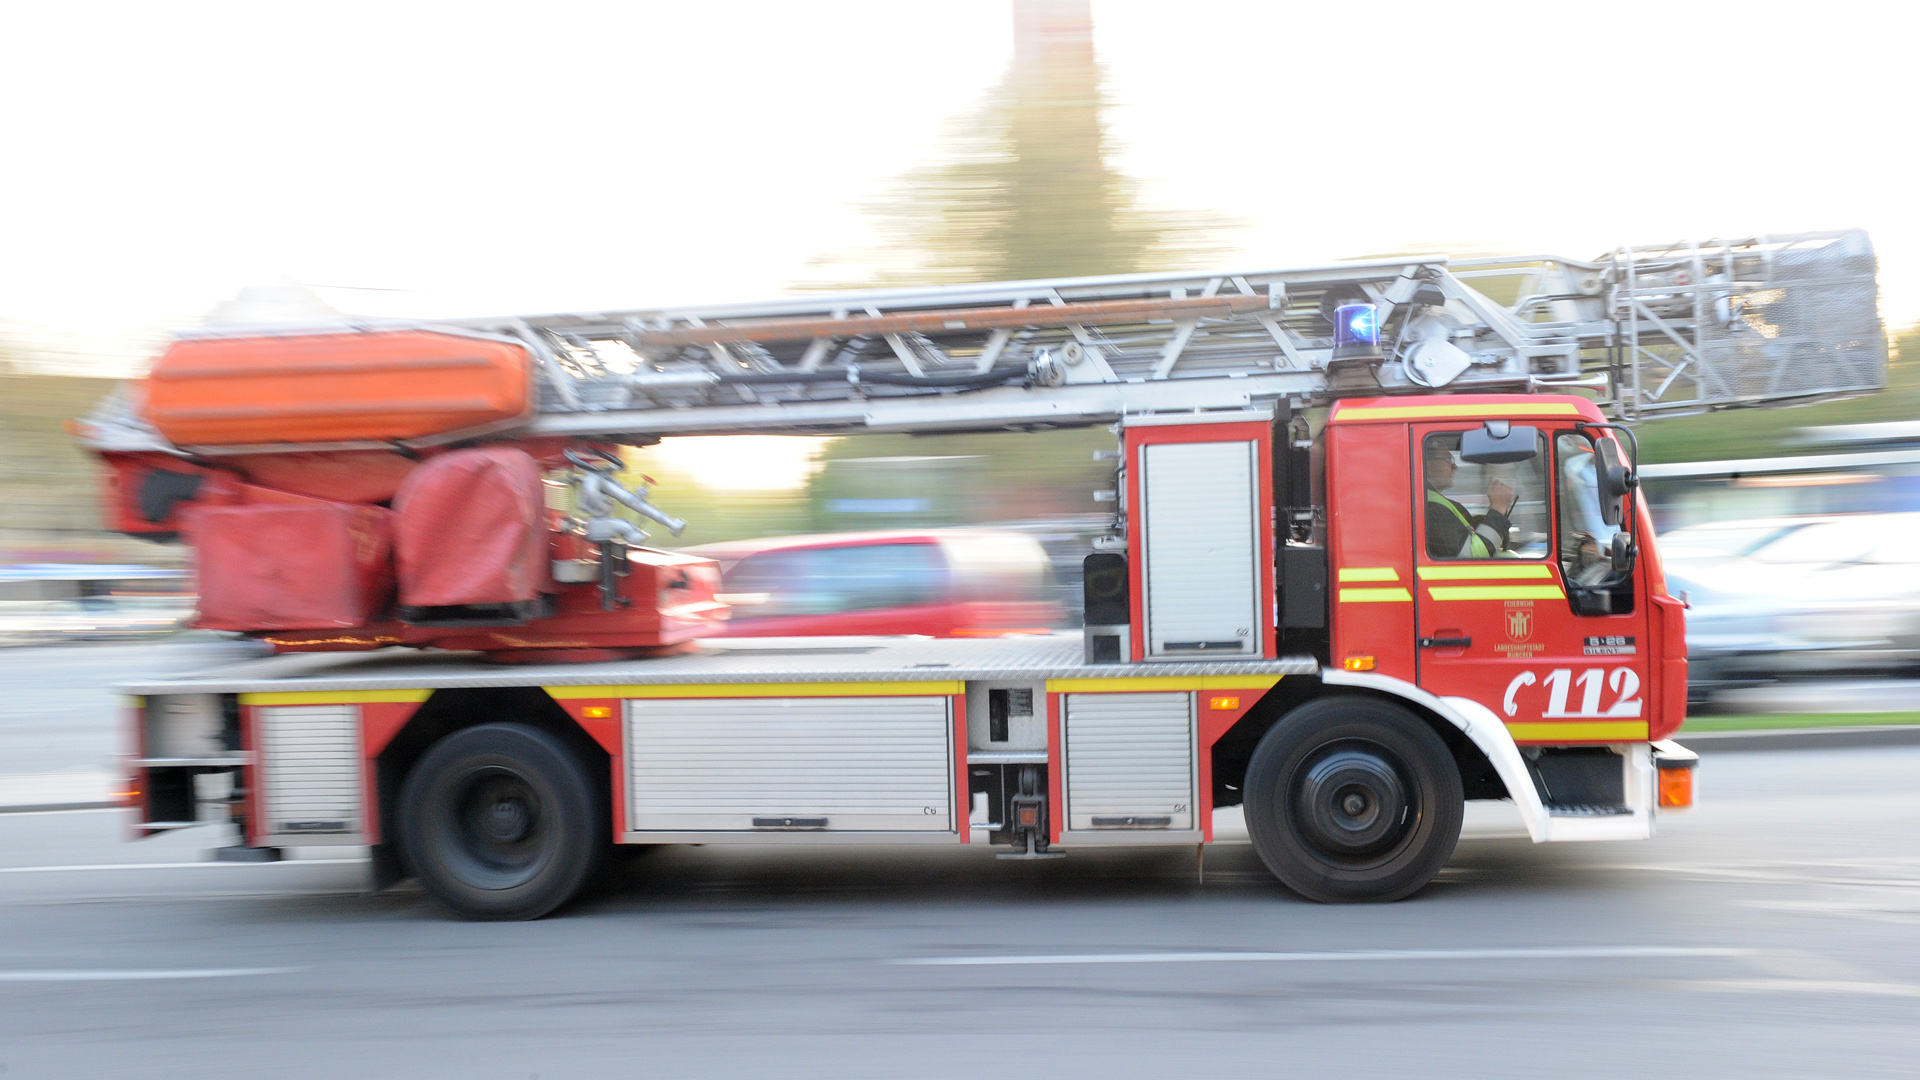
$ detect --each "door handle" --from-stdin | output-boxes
[1418,636,1472,648]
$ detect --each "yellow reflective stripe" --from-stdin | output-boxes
[1337,567,1400,583]
[1048,676,1283,693]
[1417,565,1555,580]
[239,689,432,706]
[546,681,963,699]
[1507,721,1649,742]
[1427,490,1491,558]
[1338,587,1414,603]
[1334,403,1585,421]
[1426,585,1566,601]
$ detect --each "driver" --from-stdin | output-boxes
[1424,438,1516,559]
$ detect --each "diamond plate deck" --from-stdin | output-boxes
[120,633,1319,696]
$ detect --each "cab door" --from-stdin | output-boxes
[1410,422,1651,744]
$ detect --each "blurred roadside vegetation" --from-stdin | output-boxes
[0,354,123,557]
[1636,322,1920,464]
[1680,711,1920,733]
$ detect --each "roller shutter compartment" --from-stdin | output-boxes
[257,705,363,839]
[1063,692,1195,833]
[626,696,954,833]
[1140,440,1260,658]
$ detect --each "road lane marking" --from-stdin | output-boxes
[891,946,1751,967]
[0,859,363,874]
[0,804,122,816]
[0,968,301,982]
[1687,979,1920,998]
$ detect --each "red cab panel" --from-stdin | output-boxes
[1325,420,1418,683]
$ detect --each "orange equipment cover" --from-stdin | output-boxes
[392,447,548,610]
[189,503,395,630]
[142,329,531,446]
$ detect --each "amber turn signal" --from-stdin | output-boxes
[1342,656,1376,671]
[1657,765,1694,809]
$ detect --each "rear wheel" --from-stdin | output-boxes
[1243,697,1462,903]
[398,723,602,920]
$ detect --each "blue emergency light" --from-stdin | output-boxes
[1331,302,1382,362]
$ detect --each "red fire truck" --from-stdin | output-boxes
[79,232,1884,917]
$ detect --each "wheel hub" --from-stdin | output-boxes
[454,770,545,879]
[1293,744,1412,860]
[483,797,531,843]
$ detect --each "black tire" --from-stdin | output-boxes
[397,723,603,920]
[1243,697,1463,903]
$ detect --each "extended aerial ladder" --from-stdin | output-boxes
[81,229,1885,460]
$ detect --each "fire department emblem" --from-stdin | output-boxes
[1505,607,1534,643]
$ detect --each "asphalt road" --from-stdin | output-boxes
[1,639,1918,1077]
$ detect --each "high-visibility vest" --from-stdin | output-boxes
[1428,489,1493,558]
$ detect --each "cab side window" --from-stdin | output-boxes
[1555,432,1618,586]
[1421,431,1550,560]
[1555,431,1635,615]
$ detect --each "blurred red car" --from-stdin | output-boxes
[683,529,1061,638]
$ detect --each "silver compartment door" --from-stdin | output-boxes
[627,696,954,832]
[1063,692,1195,832]
[1140,440,1260,657]
[257,704,363,838]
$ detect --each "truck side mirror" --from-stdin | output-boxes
[1610,531,1634,573]
[1459,422,1539,464]
[1595,438,1636,527]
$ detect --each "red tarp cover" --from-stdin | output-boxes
[392,447,547,609]
[190,503,394,630]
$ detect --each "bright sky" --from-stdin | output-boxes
[3,3,1914,418]
[643,435,827,492]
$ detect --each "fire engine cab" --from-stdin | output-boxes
[81,231,1883,917]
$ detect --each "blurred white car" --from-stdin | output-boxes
[1663,512,1920,688]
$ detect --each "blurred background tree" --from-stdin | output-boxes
[749,0,1242,560]
[807,0,1234,288]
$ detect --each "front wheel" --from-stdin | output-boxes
[398,723,602,920]
[1243,697,1463,903]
